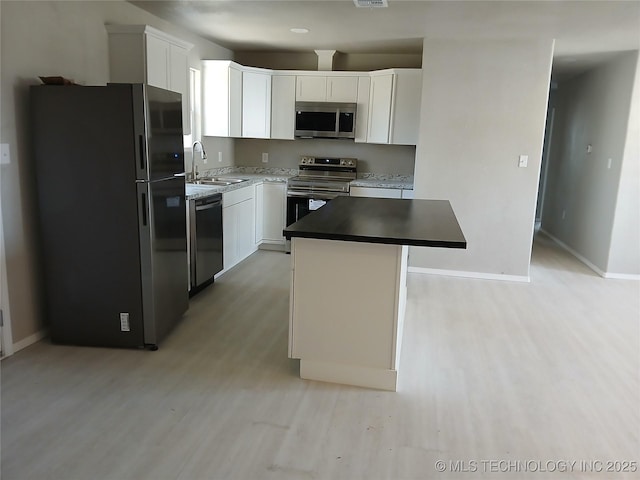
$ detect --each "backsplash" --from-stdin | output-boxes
[233,138,416,176]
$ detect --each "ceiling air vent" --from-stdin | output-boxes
[354,0,388,7]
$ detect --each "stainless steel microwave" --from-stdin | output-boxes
[294,102,357,139]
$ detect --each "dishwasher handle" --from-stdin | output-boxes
[195,197,222,211]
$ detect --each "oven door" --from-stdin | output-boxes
[286,192,340,253]
[286,191,340,227]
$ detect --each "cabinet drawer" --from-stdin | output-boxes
[223,185,253,207]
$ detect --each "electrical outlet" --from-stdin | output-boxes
[607,158,612,169]
[262,152,269,163]
[562,210,566,220]
[218,151,223,163]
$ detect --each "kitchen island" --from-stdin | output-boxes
[284,196,466,391]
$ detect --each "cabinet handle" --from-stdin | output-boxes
[141,192,148,226]
[138,134,145,171]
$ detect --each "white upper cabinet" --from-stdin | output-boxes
[389,69,422,145]
[296,76,327,102]
[271,75,296,140]
[367,73,394,144]
[296,75,359,102]
[354,76,371,143]
[366,69,422,146]
[326,77,359,102]
[202,60,243,137]
[242,70,272,139]
[106,25,193,133]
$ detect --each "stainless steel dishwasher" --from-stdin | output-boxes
[189,193,223,295]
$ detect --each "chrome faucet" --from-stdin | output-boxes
[191,141,207,180]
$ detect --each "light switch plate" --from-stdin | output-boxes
[1,144,10,165]
[518,155,528,168]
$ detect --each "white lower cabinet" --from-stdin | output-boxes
[223,185,256,270]
[254,183,264,246]
[261,182,286,244]
[350,186,402,199]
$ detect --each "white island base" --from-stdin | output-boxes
[288,237,408,391]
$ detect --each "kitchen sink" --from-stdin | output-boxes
[188,177,248,186]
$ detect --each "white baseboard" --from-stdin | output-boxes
[603,272,640,280]
[12,330,47,353]
[258,242,285,252]
[539,230,639,280]
[540,229,606,277]
[408,266,530,283]
[300,359,397,392]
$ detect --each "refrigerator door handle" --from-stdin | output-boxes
[138,134,146,171]
[141,192,148,226]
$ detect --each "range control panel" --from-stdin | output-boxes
[299,156,357,168]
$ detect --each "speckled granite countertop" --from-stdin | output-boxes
[350,179,413,190]
[350,173,414,190]
[185,169,294,200]
[185,168,414,199]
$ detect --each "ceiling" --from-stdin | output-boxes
[131,0,640,79]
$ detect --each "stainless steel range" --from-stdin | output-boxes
[286,156,357,227]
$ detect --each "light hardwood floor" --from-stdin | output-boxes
[2,233,639,479]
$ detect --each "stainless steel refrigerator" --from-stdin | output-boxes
[31,83,188,349]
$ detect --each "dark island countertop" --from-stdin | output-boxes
[283,196,466,248]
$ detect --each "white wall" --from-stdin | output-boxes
[609,54,640,276]
[410,38,554,279]
[542,51,639,276]
[0,0,232,346]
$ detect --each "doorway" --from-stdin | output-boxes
[534,81,557,232]
[1,163,13,358]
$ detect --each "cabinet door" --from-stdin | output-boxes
[145,34,170,89]
[242,71,271,139]
[367,74,394,144]
[229,66,243,138]
[223,205,237,269]
[327,76,358,102]
[296,76,327,102]
[271,75,296,140]
[354,76,371,143]
[168,44,190,133]
[236,198,255,260]
[350,186,402,199]
[254,183,264,245]
[390,70,422,145]
[262,182,286,243]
